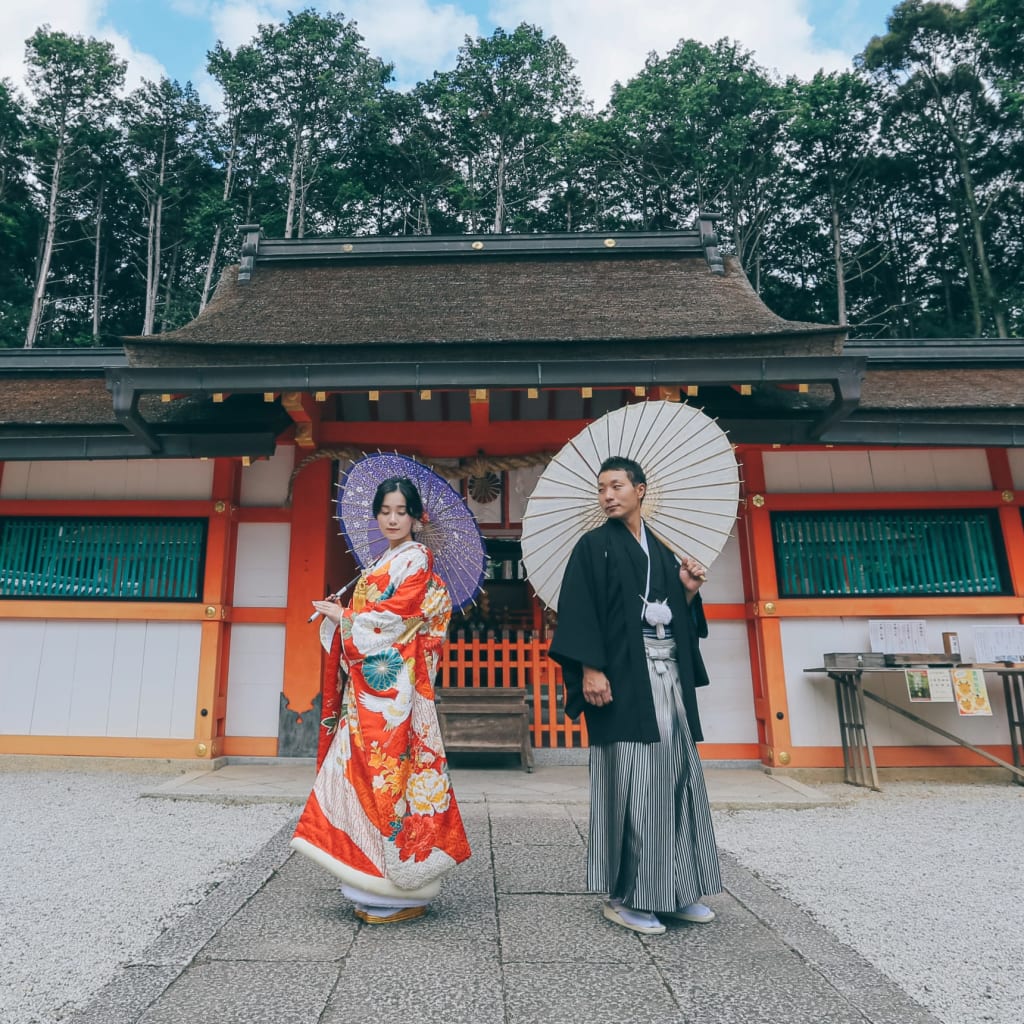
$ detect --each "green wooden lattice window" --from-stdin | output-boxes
[771,510,1008,597]
[0,517,207,600]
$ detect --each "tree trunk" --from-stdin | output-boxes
[955,211,983,337]
[92,184,104,339]
[144,139,169,336]
[25,142,65,348]
[416,193,431,235]
[830,183,847,326]
[159,240,180,333]
[200,224,222,313]
[926,69,1008,337]
[143,201,157,335]
[200,126,237,312]
[285,125,302,238]
[493,146,506,233]
[957,154,1007,337]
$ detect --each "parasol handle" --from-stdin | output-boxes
[308,573,361,623]
[645,524,707,580]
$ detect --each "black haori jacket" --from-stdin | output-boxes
[548,518,710,746]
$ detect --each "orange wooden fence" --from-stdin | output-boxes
[438,633,588,749]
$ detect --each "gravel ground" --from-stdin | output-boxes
[3,765,1021,1024]
[714,781,1024,1024]
[0,763,296,1024]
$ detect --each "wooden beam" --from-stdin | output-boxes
[0,736,209,758]
[320,418,590,458]
[0,499,218,517]
[281,391,320,448]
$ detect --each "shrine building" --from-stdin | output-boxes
[1,225,1023,776]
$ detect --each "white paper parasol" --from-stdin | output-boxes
[520,401,741,610]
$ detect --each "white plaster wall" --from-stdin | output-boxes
[233,524,291,607]
[225,624,286,737]
[763,450,992,493]
[780,617,1017,750]
[1008,449,1024,491]
[0,620,199,737]
[239,445,295,506]
[0,459,214,500]
[696,620,757,744]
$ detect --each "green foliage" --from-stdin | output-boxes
[4,3,1022,346]
[0,79,36,347]
[418,24,589,233]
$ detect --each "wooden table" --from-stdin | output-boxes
[806,656,1024,790]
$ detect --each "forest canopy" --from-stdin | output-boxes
[0,0,1020,348]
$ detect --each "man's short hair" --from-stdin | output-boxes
[599,456,646,487]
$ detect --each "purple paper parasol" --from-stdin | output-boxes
[337,452,486,612]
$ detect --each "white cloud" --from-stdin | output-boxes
[345,0,479,87]
[490,0,851,104]
[0,0,168,97]
[205,1,478,90]
[207,1,284,51]
[100,28,169,90]
[0,0,100,91]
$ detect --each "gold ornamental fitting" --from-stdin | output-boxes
[1002,490,1015,503]
[213,500,227,513]
[343,243,353,252]
[763,602,776,615]
[196,743,208,756]
[604,238,616,247]
[778,751,791,766]
[204,605,218,618]
[471,241,484,250]
[751,494,765,508]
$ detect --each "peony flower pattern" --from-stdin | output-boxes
[405,767,451,816]
[393,813,441,863]
[421,576,450,627]
[351,610,404,656]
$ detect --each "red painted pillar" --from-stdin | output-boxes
[736,447,794,768]
[279,453,334,754]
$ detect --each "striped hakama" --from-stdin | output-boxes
[587,634,722,913]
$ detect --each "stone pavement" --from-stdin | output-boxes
[70,763,940,1024]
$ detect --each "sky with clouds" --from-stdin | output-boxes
[1,0,905,107]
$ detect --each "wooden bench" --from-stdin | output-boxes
[435,686,535,772]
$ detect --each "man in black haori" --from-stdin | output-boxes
[549,455,722,935]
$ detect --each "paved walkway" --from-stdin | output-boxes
[70,762,939,1024]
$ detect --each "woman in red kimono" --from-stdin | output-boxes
[291,477,471,923]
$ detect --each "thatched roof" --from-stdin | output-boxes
[127,251,840,359]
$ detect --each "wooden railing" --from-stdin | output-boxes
[439,634,588,749]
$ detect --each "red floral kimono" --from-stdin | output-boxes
[291,541,471,901]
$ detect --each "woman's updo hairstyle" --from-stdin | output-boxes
[372,476,424,520]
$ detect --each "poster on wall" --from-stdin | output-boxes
[870,619,928,653]
[952,668,992,716]
[904,668,955,703]
[972,626,1024,664]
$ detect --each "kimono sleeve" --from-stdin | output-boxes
[548,535,608,679]
[340,546,432,665]
[691,592,708,639]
